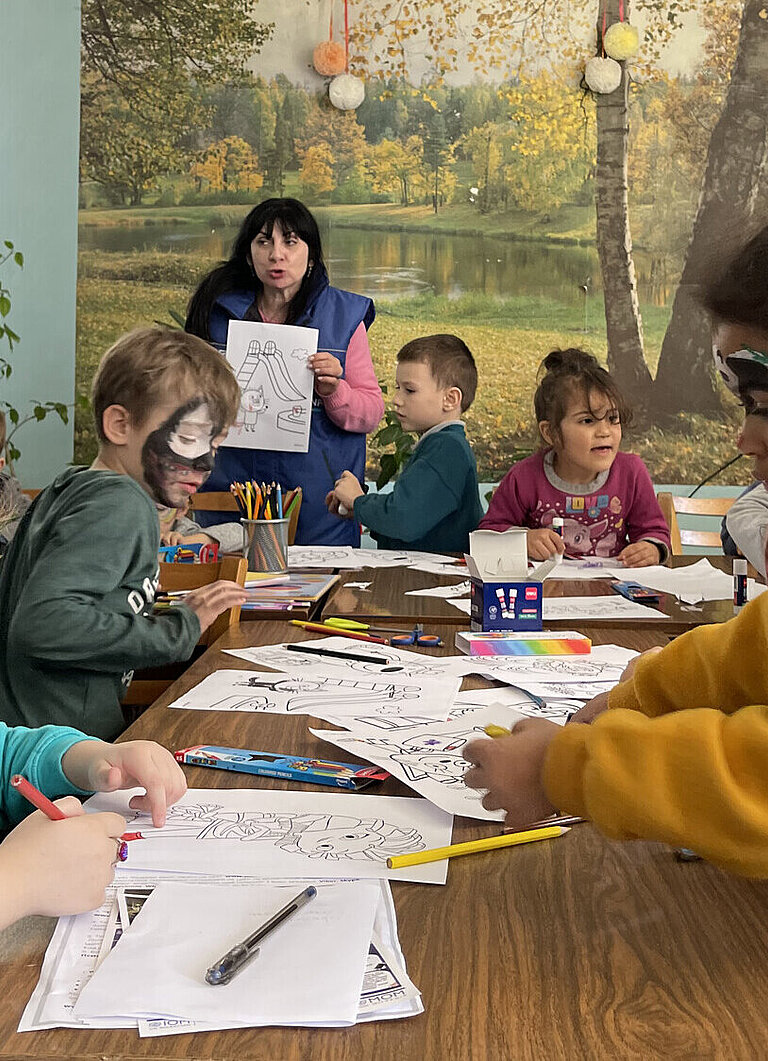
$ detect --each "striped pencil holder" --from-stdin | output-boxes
[242,518,289,573]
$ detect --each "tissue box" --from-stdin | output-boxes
[469,577,543,631]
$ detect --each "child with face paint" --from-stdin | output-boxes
[0,327,246,741]
[464,224,768,878]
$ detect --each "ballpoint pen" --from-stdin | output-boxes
[205,885,317,986]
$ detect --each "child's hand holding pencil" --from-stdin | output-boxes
[463,718,560,830]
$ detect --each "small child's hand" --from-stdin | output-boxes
[181,579,248,635]
[325,489,351,517]
[0,799,127,926]
[567,690,611,724]
[617,540,662,567]
[309,352,343,397]
[333,470,364,508]
[62,739,187,827]
[527,528,566,561]
[463,719,559,829]
[170,532,217,547]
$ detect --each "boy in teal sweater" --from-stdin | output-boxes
[0,721,185,928]
[0,327,246,740]
[328,334,483,553]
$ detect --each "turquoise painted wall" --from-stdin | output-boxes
[0,0,80,486]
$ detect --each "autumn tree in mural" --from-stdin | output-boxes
[79,0,272,203]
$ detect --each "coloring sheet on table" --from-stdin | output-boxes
[75,880,379,1026]
[20,875,420,1033]
[545,559,626,579]
[460,644,636,684]
[542,595,666,621]
[287,545,364,569]
[312,704,528,819]
[168,666,457,718]
[224,635,460,680]
[85,789,453,885]
[408,561,470,577]
[405,581,472,598]
[347,549,460,568]
[224,321,315,453]
[317,685,540,731]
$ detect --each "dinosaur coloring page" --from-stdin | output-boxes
[224,320,315,452]
[167,667,458,718]
[311,704,528,820]
[84,788,453,884]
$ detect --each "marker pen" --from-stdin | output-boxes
[733,558,748,608]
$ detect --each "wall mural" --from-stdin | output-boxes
[77,0,761,490]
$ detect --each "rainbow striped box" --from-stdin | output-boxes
[455,630,592,656]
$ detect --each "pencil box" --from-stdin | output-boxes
[611,581,660,604]
[455,630,592,656]
[174,745,390,790]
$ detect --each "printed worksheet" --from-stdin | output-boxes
[287,545,366,569]
[224,320,315,453]
[312,704,528,820]
[542,595,666,621]
[224,635,460,681]
[84,788,454,885]
[452,643,637,683]
[167,666,458,718]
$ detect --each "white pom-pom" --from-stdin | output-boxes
[328,73,365,110]
[584,56,622,94]
[603,22,640,61]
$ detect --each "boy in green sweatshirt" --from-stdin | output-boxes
[328,334,483,553]
[0,327,246,740]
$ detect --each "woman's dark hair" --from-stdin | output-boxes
[534,348,632,443]
[701,225,768,330]
[185,198,326,339]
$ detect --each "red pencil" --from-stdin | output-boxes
[10,775,140,855]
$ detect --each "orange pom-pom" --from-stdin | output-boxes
[313,40,347,77]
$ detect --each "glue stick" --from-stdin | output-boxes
[733,558,748,609]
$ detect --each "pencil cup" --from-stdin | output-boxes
[242,518,289,573]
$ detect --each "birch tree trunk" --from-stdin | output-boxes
[654,0,768,413]
[595,0,652,404]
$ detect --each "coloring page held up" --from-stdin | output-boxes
[224,320,316,453]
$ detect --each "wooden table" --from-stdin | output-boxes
[322,556,747,632]
[6,621,768,1059]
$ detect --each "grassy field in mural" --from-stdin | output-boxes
[75,246,745,487]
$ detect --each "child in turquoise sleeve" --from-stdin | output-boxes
[0,327,248,741]
[0,722,185,929]
[328,334,483,553]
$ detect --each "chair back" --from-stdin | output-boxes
[657,492,735,554]
[189,491,301,546]
[159,555,247,645]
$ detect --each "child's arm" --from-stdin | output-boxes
[620,458,671,564]
[724,483,768,577]
[8,481,242,669]
[171,514,245,554]
[477,467,528,532]
[352,437,469,543]
[0,798,127,928]
[464,703,768,877]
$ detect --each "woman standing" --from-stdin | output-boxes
[186,198,383,545]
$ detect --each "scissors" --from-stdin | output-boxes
[322,618,442,647]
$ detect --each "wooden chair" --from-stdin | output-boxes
[188,491,301,547]
[657,492,736,554]
[121,555,247,711]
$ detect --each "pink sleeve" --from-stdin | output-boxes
[478,466,530,531]
[624,456,671,556]
[321,322,385,434]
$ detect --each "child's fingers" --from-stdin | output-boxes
[51,795,86,817]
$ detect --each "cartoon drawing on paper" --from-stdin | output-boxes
[237,642,449,679]
[357,727,486,787]
[125,804,424,863]
[286,546,355,567]
[239,384,268,431]
[224,320,315,452]
[479,656,623,680]
[235,674,421,714]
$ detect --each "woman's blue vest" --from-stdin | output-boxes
[200,268,375,546]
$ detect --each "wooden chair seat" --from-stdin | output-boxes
[657,492,736,555]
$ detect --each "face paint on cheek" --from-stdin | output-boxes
[141,398,220,506]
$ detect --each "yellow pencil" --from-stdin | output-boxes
[484,724,512,738]
[386,825,569,869]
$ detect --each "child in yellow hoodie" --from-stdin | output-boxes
[464,224,768,878]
